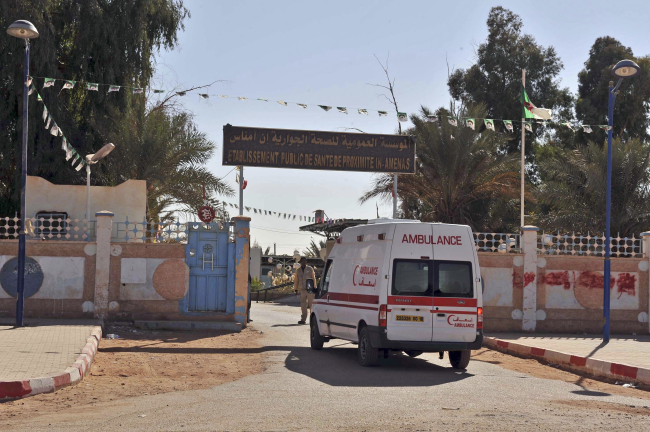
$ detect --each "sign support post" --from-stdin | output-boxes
[393,174,397,218]
[239,166,244,216]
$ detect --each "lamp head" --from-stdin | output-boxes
[86,143,115,164]
[611,59,641,79]
[7,20,39,39]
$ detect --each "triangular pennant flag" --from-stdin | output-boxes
[217,95,228,98]
[448,117,458,127]
[108,85,120,93]
[62,80,76,90]
[484,119,495,131]
[427,115,438,123]
[277,100,287,106]
[254,209,257,214]
[300,216,302,221]
[45,115,52,129]
[524,122,533,132]
[599,125,612,131]
[176,91,186,96]
[293,215,296,220]
[75,160,84,171]
[318,105,332,111]
[26,77,32,87]
[237,96,248,101]
[245,206,251,211]
[37,93,42,102]
[358,109,368,115]
[257,98,268,102]
[86,83,99,91]
[397,112,408,122]
[28,85,36,96]
[378,111,388,117]
[61,137,67,152]
[153,89,165,94]
[297,103,308,109]
[58,127,64,137]
[71,153,80,165]
[198,94,209,99]
[65,144,73,161]
[133,88,144,94]
[503,120,514,133]
[466,118,475,130]
[43,106,48,122]
[582,125,593,133]
[50,123,59,136]
[562,122,575,132]
[337,107,348,114]
[43,78,55,89]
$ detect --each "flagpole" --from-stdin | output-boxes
[520,69,526,229]
[239,166,244,216]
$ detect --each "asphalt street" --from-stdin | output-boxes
[5,300,650,431]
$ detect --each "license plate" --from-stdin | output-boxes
[395,315,424,322]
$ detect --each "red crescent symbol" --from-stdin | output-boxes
[447,315,456,325]
[353,265,359,286]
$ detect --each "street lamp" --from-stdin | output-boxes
[85,143,115,225]
[7,20,39,327]
[603,59,640,342]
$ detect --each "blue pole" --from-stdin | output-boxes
[15,39,30,327]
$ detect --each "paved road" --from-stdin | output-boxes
[6,302,650,431]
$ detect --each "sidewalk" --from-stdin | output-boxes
[484,333,650,385]
[0,320,102,399]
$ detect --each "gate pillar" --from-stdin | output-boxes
[233,216,251,328]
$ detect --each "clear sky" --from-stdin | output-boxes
[155,0,650,255]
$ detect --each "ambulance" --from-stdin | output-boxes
[310,220,483,368]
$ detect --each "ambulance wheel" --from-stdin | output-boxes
[357,327,379,367]
[310,319,324,350]
[404,350,423,358]
[449,350,471,369]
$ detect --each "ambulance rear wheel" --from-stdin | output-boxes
[449,350,471,369]
[404,350,423,358]
[310,320,324,350]
[357,327,379,367]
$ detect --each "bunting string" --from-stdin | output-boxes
[214,200,325,223]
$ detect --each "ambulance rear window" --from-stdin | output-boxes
[434,261,473,298]
[391,260,433,296]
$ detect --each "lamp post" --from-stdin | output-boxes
[85,143,115,227]
[7,20,39,327]
[603,59,640,342]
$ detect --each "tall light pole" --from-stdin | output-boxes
[7,20,39,327]
[85,143,115,227]
[603,59,640,342]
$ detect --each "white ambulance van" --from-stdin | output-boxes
[310,220,483,368]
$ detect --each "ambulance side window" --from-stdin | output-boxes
[434,261,473,298]
[318,260,334,298]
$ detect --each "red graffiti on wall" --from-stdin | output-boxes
[512,269,522,289]
[616,273,636,298]
[524,272,536,287]
[541,271,571,290]
[577,271,615,290]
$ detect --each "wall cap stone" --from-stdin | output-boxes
[95,211,114,217]
[521,226,539,231]
[231,216,251,222]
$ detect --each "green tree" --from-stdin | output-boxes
[447,7,574,153]
[575,37,650,144]
[303,239,326,258]
[0,0,189,214]
[360,105,523,232]
[535,138,650,236]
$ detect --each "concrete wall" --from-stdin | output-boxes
[26,175,146,224]
[250,247,262,280]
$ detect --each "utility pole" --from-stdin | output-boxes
[520,69,526,229]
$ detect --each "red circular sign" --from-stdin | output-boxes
[198,206,215,223]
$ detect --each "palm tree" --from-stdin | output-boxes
[303,238,326,258]
[360,105,523,232]
[535,137,650,236]
[98,100,234,222]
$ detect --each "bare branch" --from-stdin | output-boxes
[337,127,368,134]
[151,80,227,113]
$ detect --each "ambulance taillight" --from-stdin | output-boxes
[379,304,387,327]
[477,307,483,330]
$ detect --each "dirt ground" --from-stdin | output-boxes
[0,325,264,420]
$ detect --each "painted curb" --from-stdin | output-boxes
[0,326,102,400]
[484,336,650,385]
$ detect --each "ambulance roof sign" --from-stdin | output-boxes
[223,125,416,174]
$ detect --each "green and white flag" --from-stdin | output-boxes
[62,80,76,90]
[37,93,42,102]
[318,105,332,111]
[337,107,348,114]
[297,103,308,109]
[277,100,288,106]
[61,137,67,152]
[133,88,144,94]
[45,115,52,129]
[43,78,55,89]
[153,89,165,94]
[108,85,120,92]
[28,85,36,96]
[466,118,475,130]
[358,109,368,115]
[524,122,533,132]
[26,77,32,87]
[484,119,495,131]
[503,120,514,132]
[599,125,611,131]
[562,122,575,132]
[397,112,408,122]
[50,123,59,136]
[75,160,84,172]
[257,98,268,102]
[43,105,48,121]
[65,141,73,160]
[237,96,247,101]
[448,117,458,127]
[582,125,592,133]
[71,153,80,166]
[427,115,438,123]
[86,83,99,91]
[198,93,209,99]
[378,111,388,116]
[522,85,552,120]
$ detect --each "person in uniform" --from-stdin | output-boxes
[294,257,316,324]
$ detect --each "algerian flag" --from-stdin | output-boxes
[43,106,48,122]
[245,206,251,211]
[448,117,458,127]
[427,115,438,122]
[199,94,209,99]
[61,137,68,152]
[484,119,495,131]
[37,93,42,102]
[28,85,35,96]
[86,83,99,91]
[237,96,248,101]
[257,98,268,102]
[45,115,52,129]
[133,88,144,94]
[108,85,120,92]
[75,160,84,172]
[62,80,76,90]
[522,85,552,120]
[397,112,407,122]
[71,153,80,165]
[26,77,32,87]
[503,120,514,132]
[277,100,287,106]
[153,89,165,94]
[466,118,475,130]
[582,125,593,133]
[358,109,368,115]
[319,105,332,111]
[524,122,533,132]
[562,122,575,132]
[293,215,296,220]
[176,91,186,96]
[50,123,59,136]
[599,125,611,131]
[297,103,307,109]
[378,111,388,117]
[65,143,73,160]
[337,107,348,114]
[43,78,55,89]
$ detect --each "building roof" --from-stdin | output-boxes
[299,218,369,237]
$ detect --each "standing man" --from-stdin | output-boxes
[294,257,316,324]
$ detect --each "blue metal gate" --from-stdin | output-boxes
[184,222,235,313]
